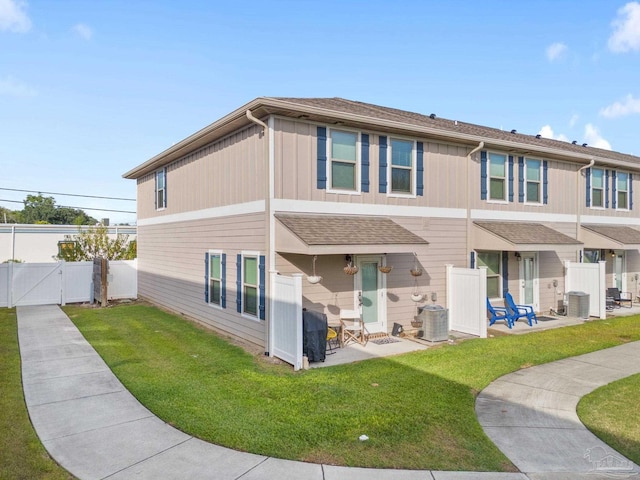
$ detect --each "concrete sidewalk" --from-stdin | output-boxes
[17,305,640,480]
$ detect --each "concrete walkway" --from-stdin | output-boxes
[17,305,640,480]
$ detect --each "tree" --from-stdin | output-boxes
[21,194,97,225]
[56,225,136,261]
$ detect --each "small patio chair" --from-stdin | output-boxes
[504,292,538,326]
[339,309,368,346]
[326,326,338,354]
[487,298,512,328]
[607,287,632,308]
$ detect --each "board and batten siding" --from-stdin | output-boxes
[137,213,266,347]
[137,124,266,221]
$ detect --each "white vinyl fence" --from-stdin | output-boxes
[446,264,487,338]
[269,273,303,370]
[565,260,606,319]
[0,260,137,308]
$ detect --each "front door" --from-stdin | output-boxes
[355,255,386,334]
[519,252,539,311]
[614,250,626,290]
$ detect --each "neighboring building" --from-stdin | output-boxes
[0,224,137,263]
[123,97,640,351]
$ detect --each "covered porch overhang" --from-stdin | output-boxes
[473,221,583,252]
[580,224,640,250]
[274,213,429,255]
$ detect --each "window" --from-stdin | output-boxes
[155,168,166,209]
[617,172,629,209]
[389,138,414,194]
[583,249,601,263]
[243,255,258,316]
[208,252,222,306]
[477,251,501,298]
[591,168,604,208]
[329,130,358,191]
[488,153,507,201]
[525,159,541,203]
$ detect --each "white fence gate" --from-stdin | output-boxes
[269,273,303,370]
[446,264,487,338]
[565,260,606,319]
[0,260,137,308]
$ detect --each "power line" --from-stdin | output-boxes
[0,198,136,214]
[0,187,135,201]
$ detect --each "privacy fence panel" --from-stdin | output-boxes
[270,273,303,370]
[446,264,487,338]
[565,260,606,319]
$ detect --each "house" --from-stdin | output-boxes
[123,97,640,353]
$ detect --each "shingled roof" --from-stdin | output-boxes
[582,224,640,245]
[474,221,582,246]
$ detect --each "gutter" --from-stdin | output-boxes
[466,142,484,267]
[576,158,595,249]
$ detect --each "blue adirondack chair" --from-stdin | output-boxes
[487,298,512,328]
[504,292,538,326]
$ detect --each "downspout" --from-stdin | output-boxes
[246,109,272,354]
[576,158,595,257]
[466,141,484,267]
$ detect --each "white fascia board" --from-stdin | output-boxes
[581,215,640,226]
[137,201,265,227]
[471,209,576,223]
[271,199,466,219]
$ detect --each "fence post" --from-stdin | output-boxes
[60,261,66,306]
[7,260,13,309]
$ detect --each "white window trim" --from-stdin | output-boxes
[590,167,605,209]
[240,250,261,321]
[387,136,417,198]
[155,168,167,211]
[327,128,361,195]
[524,158,542,205]
[487,151,509,204]
[208,249,224,309]
[615,171,630,211]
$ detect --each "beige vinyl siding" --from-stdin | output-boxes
[137,213,266,347]
[137,125,265,220]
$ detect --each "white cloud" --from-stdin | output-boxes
[584,123,612,150]
[0,75,36,97]
[600,94,640,118]
[72,23,93,40]
[608,2,640,52]
[538,125,569,142]
[0,0,31,32]
[546,42,568,62]
[569,114,579,127]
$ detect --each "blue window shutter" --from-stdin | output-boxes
[611,170,617,209]
[258,255,266,320]
[480,151,487,200]
[204,252,209,303]
[416,141,424,196]
[361,134,370,192]
[502,251,509,295]
[379,136,387,193]
[236,254,242,313]
[317,127,327,189]
[518,157,525,202]
[508,156,514,202]
[154,174,157,210]
[543,160,548,204]
[470,251,475,269]
[630,173,634,210]
[163,169,167,208]
[586,168,591,207]
[221,253,226,308]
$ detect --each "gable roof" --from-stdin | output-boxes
[124,97,640,179]
[473,221,582,251]
[581,224,640,249]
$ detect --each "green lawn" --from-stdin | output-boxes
[0,308,75,480]
[62,303,640,471]
[578,373,640,465]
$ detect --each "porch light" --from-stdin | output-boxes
[514,251,522,261]
[609,250,616,257]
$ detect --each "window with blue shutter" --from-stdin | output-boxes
[543,160,548,204]
[501,251,509,294]
[238,253,261,318]
[379,136,387,193]
[155,168,167,210]
[611,170,617,209]
[259,255,266,320]
[221,254,226,308]
[508,156,514,202]
[361,133,369,192]
[206,251,225,307]
[630,173,634,210]
[317,127,327,189]
[518,157,525,203]
[204,252,209,303]
[236,254,242,313]
[586,167,591,207]
[480,151,487,200]
[416,141,424,196]
[470,251,475,269]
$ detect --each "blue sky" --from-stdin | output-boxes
[2,0,640,224]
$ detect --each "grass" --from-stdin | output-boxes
[0,308,75,480]
[62,303,640,472]
[578,373,640,465]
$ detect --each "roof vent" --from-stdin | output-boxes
[429,113,436,119]
[572,140,577,145]
[510,129,517,134]
[535,134,541,139]
[582,143,588,147]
